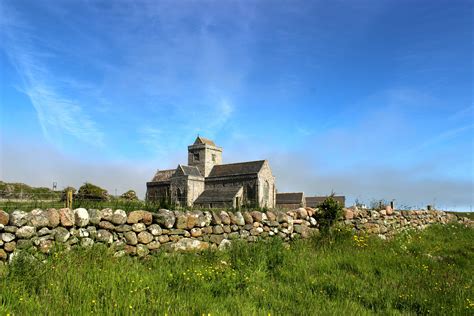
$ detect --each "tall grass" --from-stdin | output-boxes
[0,224,473,315]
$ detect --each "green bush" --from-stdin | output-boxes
[316,194,344,235]
[76,183,109,201]
[120,190,138,201]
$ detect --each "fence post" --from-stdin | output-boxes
[67,190,73,209]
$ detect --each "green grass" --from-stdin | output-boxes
[1,224,473,315]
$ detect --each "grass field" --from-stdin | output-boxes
[0,224,473,315]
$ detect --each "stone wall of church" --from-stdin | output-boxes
[187,176,205,207]
[205,176,259,206]
[257,162,276,208]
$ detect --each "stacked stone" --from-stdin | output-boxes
[0,207,319,262]
[342,207,469,237]
[1,206,469,262]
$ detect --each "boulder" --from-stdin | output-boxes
[344,209,354,220]
[136,244,149,257]
[233,212,245,226]
[59,208,75,227]
[96,229,113,243]
[296,208,308,219]
[148,224,162,236]
[171,238,209,252]
[115,225,132,233]
[54,227,70,242]
[26,209,49,228]
[147,241,161,250]
[220,211,231,225]
[15,226,36,239]
[45,209,60,228]
[0,249,7,261]
[88,209,102,225]
[80,238,94,248]
[153,209,176,228]
[242,211,253,224]
[9,210,28,227]
[99,221,115,230]
[38,239,54,253]
[209,234,226,245]
[1,232,15,243]
[213,226,224,234]
[111,210,127,225]
[74,208,90,227]
[132,223,146,232]
[190,228,202,237]
[137,231,153,244]
[186,212,198,229]
[4,241,16,252]
[101,208,114,221]
[218,239,232,250]
[175,213,187,229]
[127,210,152,225]
[0,210,9,226]
[124,231,138,245]
[211,211,222,225]
[250,211,263,222]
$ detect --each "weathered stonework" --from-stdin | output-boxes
[146,137,276,208]
[0,207,471,263]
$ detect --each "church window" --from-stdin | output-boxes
[193,153,200,161]
[212,154,216,162]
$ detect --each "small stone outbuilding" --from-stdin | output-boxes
[276,192,305,209]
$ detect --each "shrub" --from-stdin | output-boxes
[315,194,344,235]
[120,190,138,201]
[76,183,109,201]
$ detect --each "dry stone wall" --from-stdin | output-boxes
[0,207,471,262]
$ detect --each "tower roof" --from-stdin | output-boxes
[194,136,216,146]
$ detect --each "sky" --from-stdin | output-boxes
[0,0,473,210]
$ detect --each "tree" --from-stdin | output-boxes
[120,190,138,201]
[315,193,344,234]
[76,183,109,201]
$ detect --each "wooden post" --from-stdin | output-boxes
[66,190,73,209]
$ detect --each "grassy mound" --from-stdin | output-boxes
[0,224,473,315]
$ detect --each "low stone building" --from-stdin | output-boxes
[276,192,305,209]
[305,196,346,208]
[146,137,276,208]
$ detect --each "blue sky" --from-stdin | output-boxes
[1,0,473,210]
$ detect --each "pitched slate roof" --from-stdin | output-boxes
[179,165,202,177]
[207,160,266,178]
[151,169,175,182]
[276,192,304,204]
[306,196,346,207]
[194,186,243,203]
[194,136,216,146]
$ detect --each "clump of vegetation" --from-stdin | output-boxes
[76,183,109,201]
[315,194,344,235]
[120,190,138,201]
[0,224,472,314]
[0,181,60,199]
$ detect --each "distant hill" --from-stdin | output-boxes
[0,181,61,199]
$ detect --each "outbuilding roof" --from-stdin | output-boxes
[305,196,346,207]
[194,186,243,203]
[276,192,305,204]
[208,160,266,178]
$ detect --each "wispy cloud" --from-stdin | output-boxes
[1,4,104,147]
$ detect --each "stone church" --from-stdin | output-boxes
[146,137,276,208]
